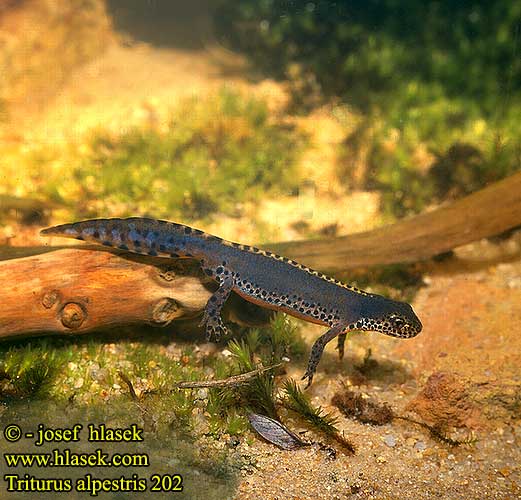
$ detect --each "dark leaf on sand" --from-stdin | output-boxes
[248,413,308,450]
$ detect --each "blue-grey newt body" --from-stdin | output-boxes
[41,217,422,385]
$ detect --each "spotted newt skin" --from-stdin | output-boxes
[41,217,422,386]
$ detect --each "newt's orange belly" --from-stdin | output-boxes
[234,287,329,327]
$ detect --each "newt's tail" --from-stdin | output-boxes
[41,219,123,244]
[40,217,184,257]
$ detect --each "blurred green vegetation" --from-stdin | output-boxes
[27,89,305,222]
[215,0,521,217]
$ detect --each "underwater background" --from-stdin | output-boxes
[0,2,520,498]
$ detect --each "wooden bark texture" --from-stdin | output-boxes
[0,249,211,339]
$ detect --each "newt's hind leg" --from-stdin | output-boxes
[302,323,349,388]
[199,275,234,341]
[336,332,347,360]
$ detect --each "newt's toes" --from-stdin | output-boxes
[301,372,314,388]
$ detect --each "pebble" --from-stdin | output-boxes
[507,277,521,288]
[196,388,208,400]
[383,435,396,448]
[414,441,427,451]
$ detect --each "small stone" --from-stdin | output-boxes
[196,343,219,357]
[507,277,521,288]
[376,456,387,464]
[350,483,361,494]
[228,436,240,448]
[196,388,208,400]
[90,366,108,383]
[414,441,427,451]
[383,435,396,448]
[73,377,84,389]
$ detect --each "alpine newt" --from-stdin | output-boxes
[41,217,422,386]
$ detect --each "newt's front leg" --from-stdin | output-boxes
[199,275,234,341]
[302,322,349,388]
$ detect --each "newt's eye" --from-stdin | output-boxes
[390,316,405,329]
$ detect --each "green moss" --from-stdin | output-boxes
[282,378,355,452]
[0,341,69,400]
[0,313,304,445]
[282,378,339,435]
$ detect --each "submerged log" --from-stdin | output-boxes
[0,249,212,339]
[269,171,521,270]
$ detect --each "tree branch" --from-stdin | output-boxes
[269,171,521,270]
[0,248,211,339]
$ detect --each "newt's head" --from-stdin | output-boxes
[354,295,422,338]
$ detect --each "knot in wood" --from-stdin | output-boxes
[157,268,177,282]
[42,290,59,309]
[152,298,180,325]
[60,302,86,329]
